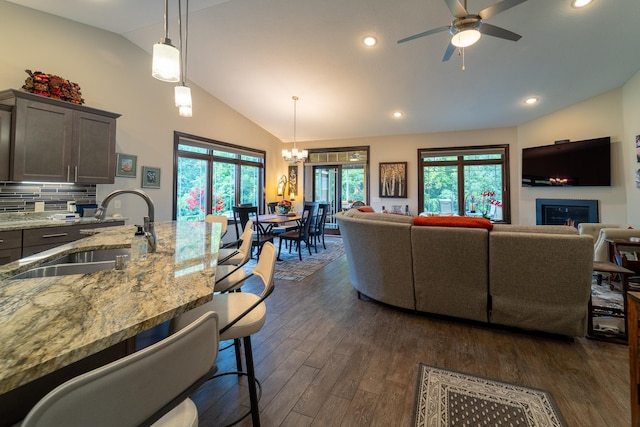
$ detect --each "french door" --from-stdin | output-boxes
[313,166,339,230]
[312,164,367,230]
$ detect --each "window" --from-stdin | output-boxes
[174,132,265,221]
[418,145,509,222]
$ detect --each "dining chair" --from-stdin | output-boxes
[205,214,228,236]
[232,205,274,259]
[217,220,253,266]
[20,311,219,427]
[438,199,454,215]
[267,201,278,214]
[310,202,330,251]
[277,202,318,261]
[205,213,238,249]
[170,242,277,427]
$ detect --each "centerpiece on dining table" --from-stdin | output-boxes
[277,199,294,215]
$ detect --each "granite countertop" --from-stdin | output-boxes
[0,221,222,394]
[0,211,126,232]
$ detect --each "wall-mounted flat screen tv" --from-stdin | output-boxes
[521,136,611,187]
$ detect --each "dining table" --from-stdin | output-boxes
[258,213,303,234]
[258,213,302,224]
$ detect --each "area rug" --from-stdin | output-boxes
[243,236,344,281]
[414,364,566,427]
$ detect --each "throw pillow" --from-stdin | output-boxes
[412,216,494,230]
[357,206,375,212]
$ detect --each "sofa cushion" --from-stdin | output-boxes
[412,215,493,230]
[411,226,489,322]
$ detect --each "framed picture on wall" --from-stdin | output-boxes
[379,162,407,198]
[288,165,298,197]
[115,153,137,178]
[142,166,161,189]
[636,135,640,162]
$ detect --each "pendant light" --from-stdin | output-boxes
[282,96,308,163]
[152,0,181,82]
[175,0,192,116]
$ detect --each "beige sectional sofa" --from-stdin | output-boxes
[336,209,594,337]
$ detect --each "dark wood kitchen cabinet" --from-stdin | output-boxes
[0,230,22,265]
[0,89,120,184]
[21,221,125,257]
[0,105,11,181]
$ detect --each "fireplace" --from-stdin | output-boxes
[536,199,599,227]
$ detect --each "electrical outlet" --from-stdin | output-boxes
[114,200,122,209]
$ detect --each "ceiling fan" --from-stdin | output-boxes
[397,0,527,62]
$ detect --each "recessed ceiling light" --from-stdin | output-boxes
[363,36,377,47]
[393,111,404,118]
[572,0,592,8]
[524,96,539,105]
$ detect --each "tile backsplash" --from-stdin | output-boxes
[0,182,96,212]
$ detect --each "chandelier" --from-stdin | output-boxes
[282,96,308,163]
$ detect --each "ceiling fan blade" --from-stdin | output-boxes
[479,23,522,41]
[397,26,450,44]
[444,0,468,18]
[442,42,456,62]
[479,0,527,20]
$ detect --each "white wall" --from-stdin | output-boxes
[0,1,281,223]
[517,89,626,224]
[297,127,518,217]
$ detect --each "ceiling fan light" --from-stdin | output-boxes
[152,40,180,82]
[451,29,481,48]
[572,0,592,8]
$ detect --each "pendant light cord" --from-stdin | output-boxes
[292,96,298,150]
[184,0,189,85]
[163,0,170,40]
[177,0,189,85]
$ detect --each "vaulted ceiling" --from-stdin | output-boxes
[8,0,640,142]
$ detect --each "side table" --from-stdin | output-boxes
[627,291,640,427]
[606,238,640,276]
[589,261,634,343]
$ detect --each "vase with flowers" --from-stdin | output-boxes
[480,190,496,218]
[277,199,293,215]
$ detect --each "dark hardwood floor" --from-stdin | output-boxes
[193,254,630,426]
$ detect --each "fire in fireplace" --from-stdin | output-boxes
[536,199,599,227]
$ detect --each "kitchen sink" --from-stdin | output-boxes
[9,248,130,279]
[41,248,131,265]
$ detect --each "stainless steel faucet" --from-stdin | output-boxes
[95,188,157,252]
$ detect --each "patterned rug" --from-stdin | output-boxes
[244,235,345,281]
[414,364,566,427]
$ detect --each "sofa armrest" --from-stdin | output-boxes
[594,227,640,261]
[578,223,622,241]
